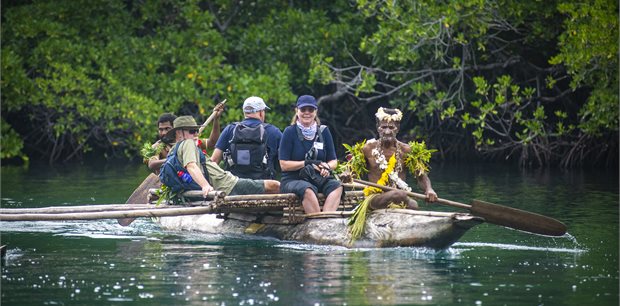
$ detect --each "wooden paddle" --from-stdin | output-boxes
[118,100,227,226]
[353,178,567,237]
[117,173,161,226]
[198,99,226,136]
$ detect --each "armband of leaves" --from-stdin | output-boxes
[336,140,368,177]
[404,141,437,177]
[141,141,165,163]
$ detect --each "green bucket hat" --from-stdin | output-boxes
[162,116,201,143]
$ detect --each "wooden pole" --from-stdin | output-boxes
[0,190,368,222]
[0,206,216,221]
[177,191,294,201]
[179,190,226,199]
[1,204,155,214]
[342,183,367,189]
[197,99,226,135]
[304,211,354,218]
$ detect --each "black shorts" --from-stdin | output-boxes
[281,178,341,199]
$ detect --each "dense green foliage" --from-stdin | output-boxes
[311,0,618,167]
[2,0,617,167]
[1,0,301,163]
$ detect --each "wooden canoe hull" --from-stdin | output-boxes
[158,209,482,249]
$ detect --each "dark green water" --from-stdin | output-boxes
[1,161,618,305]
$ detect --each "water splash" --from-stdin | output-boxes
[59,233,147,240]
[453,242,587,253]
[0,218,162,241]
[562,232,586,252]
[274,243,465,259]
[274,243,349,252]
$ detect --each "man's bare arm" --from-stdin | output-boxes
[147,158,165,172]
[205,115,221,149]
[186,162,213,198]
[210,148,224,164]
[416,173,437,202]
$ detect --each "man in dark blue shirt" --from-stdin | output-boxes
[211,96,283,179]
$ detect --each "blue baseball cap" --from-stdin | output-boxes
[296,95,318,109]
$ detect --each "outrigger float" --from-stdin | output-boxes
[0,181,567,249]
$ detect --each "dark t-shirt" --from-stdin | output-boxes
[279,124,337,181]
[215,118,283,175]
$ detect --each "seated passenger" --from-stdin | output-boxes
[278,95,343,214]
[211,96,282,179]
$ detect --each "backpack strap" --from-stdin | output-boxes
[175,139,211,184]
[258,123,267,159]
[258,123,266,142]
[295,125,305,142]
[298,125,328,161]
[317,125,326,144]
[169,140,184,157]
[199,153,211,185]
[228,122,241,144]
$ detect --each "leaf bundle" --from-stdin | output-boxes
[337,140,368,177]
[404,141,436,177]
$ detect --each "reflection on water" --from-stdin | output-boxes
[2,225,618,306]
[1,162,618,305]
[3,230,466,305]
[3,227,609,306]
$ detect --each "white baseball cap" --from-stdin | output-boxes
[242,96,270,113]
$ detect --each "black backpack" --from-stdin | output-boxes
[224,123,272,179]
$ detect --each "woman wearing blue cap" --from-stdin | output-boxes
[279,95,343,213]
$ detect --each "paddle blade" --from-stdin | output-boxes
[119,173,161,226]
[470,200,567,236]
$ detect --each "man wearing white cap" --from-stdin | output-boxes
[211,96,283,179]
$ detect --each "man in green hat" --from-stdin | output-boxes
[148,104,223,175]
[165,115,280,197]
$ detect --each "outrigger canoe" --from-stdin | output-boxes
[0,187,483,249]
[1,176,565,247]
[155,189,483,249]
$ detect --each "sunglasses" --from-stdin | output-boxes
[299,107,316,113]
[186,129,199,134]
